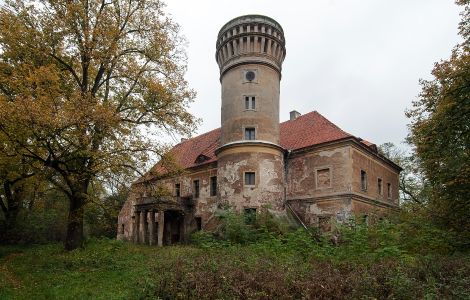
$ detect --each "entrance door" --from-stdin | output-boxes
[163,210,184,245]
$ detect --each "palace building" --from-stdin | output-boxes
[117,15,401,246]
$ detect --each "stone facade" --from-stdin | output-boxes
[117,15,401,245]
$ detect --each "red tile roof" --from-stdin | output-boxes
[144,111,377,179]
[279,111,351,150]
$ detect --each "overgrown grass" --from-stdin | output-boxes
[1,211,469,299]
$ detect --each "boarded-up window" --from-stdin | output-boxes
[316,168,331,189]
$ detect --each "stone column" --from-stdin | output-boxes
[149,210,156,246]
[140,210,148,244]
[157,210,165,247]
[133,211,140,243]
[179,214,185,243]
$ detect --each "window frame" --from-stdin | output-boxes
[377,178,383,196]
[244,127,256,140]
[210,176,217,197]
[244,171,256,186]
[360,170,368,191]
[244,95,256,111]
[195,217,202,231]
[193,179,200,198]
[175,183,181,197]
[387,183,392,199]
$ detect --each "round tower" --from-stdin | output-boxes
[215,15,286,211]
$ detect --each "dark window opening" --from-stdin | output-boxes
[245,128,256,140]
[263,39,268,52]
[378,178,383,195]
[245,172,255,186]
[195,154,210,164]
[361,170,367,191]
[387,183,392,199]
[175,183,180,197]
[363,215,369,226]
[244,208,257,224]
[210,176,217,196]
[318,216,331,231]
[195,217,202,231]
[121,224,125,234]
[193,180,200,198]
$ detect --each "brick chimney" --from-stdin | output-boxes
[290,110,301,120]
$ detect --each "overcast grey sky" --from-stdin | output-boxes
[164,0,462,147]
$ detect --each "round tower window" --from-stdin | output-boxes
[245,71,256,81]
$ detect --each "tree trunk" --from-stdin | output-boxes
[64,192,86,250]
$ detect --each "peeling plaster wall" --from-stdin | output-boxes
[117,192,138,241]
[117,165,219,240]
[217,150,284,212]
[117,143,401,240]
[286,144,400,227]
[287,145,352,200]
[350,146,400,207]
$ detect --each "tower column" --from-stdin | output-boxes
[133,211,140,243]
[140,209,147,244]
[215,15,286,213]
[149,210,156,246]
[157,210,165,247]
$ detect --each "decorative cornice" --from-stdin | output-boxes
[215,140,284,156]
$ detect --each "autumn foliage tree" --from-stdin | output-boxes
[406,0,469,246]
[0,0,197,249]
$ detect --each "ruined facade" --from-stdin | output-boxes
[117,15,401,246]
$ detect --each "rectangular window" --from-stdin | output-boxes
[195,217,202,231]
[318,216,332,232]
[175,183,180,197]
[245,128,256,140]
[378,178,383,195]
[193,180,199,198]
[361,170,367,191]
[210,176,217,196]
[244,96,256,110]
[387,183,392,199]
[245,172,255,186]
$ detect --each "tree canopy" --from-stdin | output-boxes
[0,0,198,249]
[406,0,469,246]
